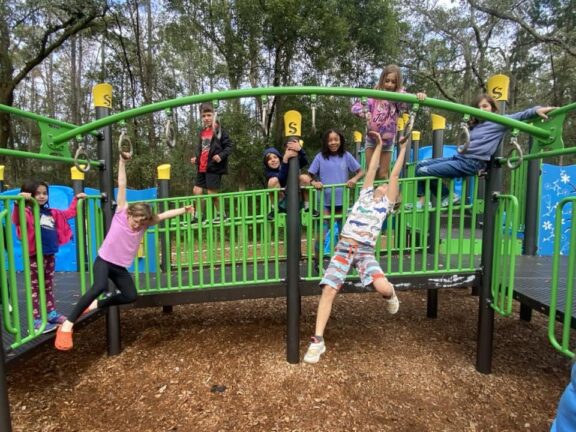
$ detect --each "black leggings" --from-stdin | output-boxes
[67,256,138,323]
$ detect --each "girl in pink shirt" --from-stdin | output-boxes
[55,153,194,351]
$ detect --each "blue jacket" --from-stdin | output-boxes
[263,147,308,188]
[464,107,540,161]
[263,148,283,181]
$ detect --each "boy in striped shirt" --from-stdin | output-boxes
[304,131,405,364]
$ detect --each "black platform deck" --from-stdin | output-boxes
[513,255,576,325]
[2,255,481,362]
[5,254,569,365]
[0,272,104,364]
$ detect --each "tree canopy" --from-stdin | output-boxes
[0,0,573,192]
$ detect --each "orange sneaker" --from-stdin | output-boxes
[55,327,73,351]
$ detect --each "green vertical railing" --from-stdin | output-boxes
[0,210,16,335]
[548,196,576,358]
[76,196,105,294]
[490,194,520,316]
[131,189,288,293]
[509,158,531,233]
[0,197,52,348]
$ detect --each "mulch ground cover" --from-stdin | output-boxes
[7,288,572,431]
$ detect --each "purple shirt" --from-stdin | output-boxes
[351,90,408,148]
[98,207,146,267]
[308,151,361,206]
[464,107,540,161]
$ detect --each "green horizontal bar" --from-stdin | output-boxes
[500,146,576,164]
[549,101,576,117]
[53,87,564,144]
[0,103,99,137]
[0,147,103,167]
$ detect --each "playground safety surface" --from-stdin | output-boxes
[5,288,572,431]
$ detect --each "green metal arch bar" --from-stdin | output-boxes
[52,87,571,145]
[0,103,100,137]
[549,101,576,117]
[0,147,103,168]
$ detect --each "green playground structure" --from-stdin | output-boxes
[0,84,575,432]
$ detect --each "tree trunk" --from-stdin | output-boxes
[0,4,14,156]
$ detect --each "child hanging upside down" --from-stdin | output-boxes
[304,131,406,364]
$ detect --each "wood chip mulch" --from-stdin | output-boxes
[7,289,572,431]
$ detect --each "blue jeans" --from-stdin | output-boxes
[415,155,486,197]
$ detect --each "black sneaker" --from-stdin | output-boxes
[211,215,229,224]
[303,207,320,217]
[267,209,276,220]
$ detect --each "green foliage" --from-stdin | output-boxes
[1,0,575,192]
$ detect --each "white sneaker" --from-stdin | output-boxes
[385,291,400,314]
[303,338,326,364]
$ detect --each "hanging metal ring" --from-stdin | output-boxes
[310,94,318,134]
[402,107,418,140]
[311,104,317,134]
[165,119,176,148]
[74,146,91,173]
[457,122,471,154]
[506,136,523,170]
[118,130,133,159]
[261,95,268,136]
[361,97,370,144]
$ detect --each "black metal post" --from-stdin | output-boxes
[520,136,539,322]
[523,137,539,256]
[476,156,504,374]
[158,165,173,314]
[94,83,121,356]
[476,85,510,372]
[426,123,444,318]
[0,329,12,432]
[476,182,499,373]
[71,169,85,273]
[1,162,10,428]
[411,132,420,163]
[286,145,301,364]
[401,134,412,178]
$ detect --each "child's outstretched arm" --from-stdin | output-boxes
[61,192,87,220]
[154,205,195,224]
[386,140,407,204]
[363,131,384,189]
[116,153,130,211]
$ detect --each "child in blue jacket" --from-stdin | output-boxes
[263,137,314,219]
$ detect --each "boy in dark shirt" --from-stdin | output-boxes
[190,102,233,222]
